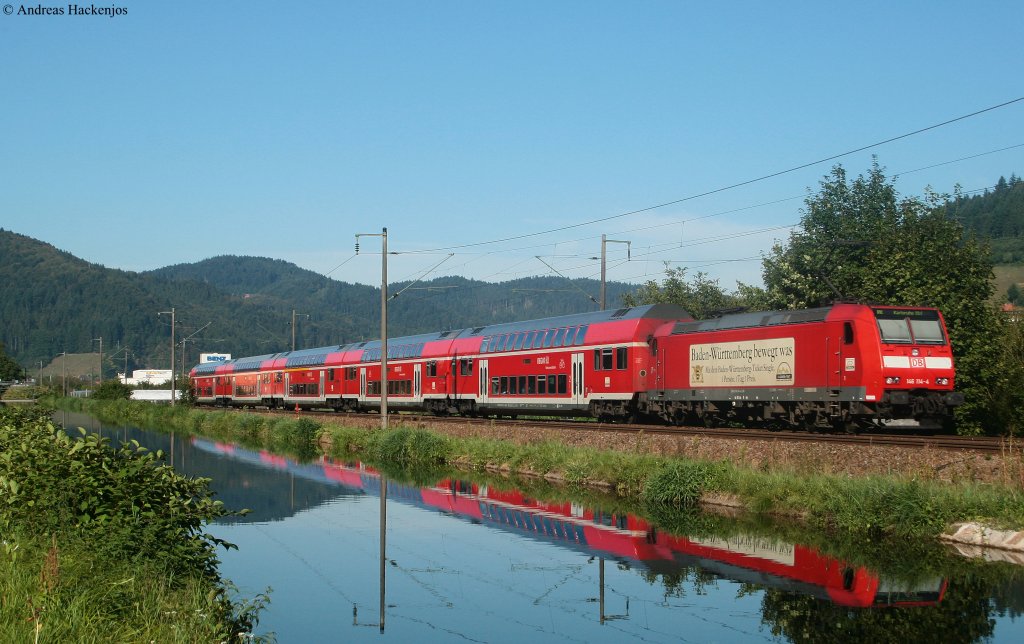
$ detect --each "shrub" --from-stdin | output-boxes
[91,379,133,400]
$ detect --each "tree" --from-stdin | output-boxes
[622,267,739,319]
[1008,283,1022,306]
[760,161,1021,434]
[92,379,133,400]
[0,342,25,381]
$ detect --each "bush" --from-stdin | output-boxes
[91,379,133,400]
[0,405,237,580]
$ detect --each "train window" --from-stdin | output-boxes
[460,358,473,376]
[518,376,526,394]
[538,376,547,394]
[877,319,912,343]
[275,373,283,383]
[328,369,335,380]
[557,374,567,394]
[491,377,500,395]
[548,375,557,393]
[503,334,515,352]
[487,336,499,353]
[616,347,628,370]
[527,375,536,394]
[843,322,854,345]
[574,325,588,345]
[426,361,437,377]
[542,329,556,348]
[910,319,946,344]
[514,333,526,350]
[553,328,567,347]
[595,348,614,371]
[499,376,509,394]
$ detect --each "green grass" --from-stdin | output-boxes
[0,533,267,642]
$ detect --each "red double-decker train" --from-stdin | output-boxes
[190,302,963,430]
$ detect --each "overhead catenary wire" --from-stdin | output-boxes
[407,97,1024,254]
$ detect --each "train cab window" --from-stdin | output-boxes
[909,319,946,344]
[557,374,567,394]
[616,347,628,370]
[877,319,912,343]
[574,325,588,345]
[426,361,437,377]
[542,329,556,348]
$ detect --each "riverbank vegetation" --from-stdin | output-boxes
[64,398,1024,543]
[0,404,266,641]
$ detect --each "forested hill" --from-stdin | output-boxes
[943,175,1024,264]
[0,229,635,374]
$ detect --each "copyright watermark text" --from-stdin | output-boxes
[3,4,129,17]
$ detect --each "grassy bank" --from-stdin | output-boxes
[64,398,1024,541]
[0,404,265,641]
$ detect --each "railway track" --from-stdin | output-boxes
[239,407,1016,454]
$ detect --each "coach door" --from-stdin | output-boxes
[359,368,367,402]
[572,352,586,405]
[478,359,489,404]
[413,363,422,403]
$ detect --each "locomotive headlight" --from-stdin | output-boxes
[886,377,894,384]
[912,348,920,356]
[937,377,949,385]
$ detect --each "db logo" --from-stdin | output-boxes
[910,357,926,368]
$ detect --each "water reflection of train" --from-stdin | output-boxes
[192,438,946,609]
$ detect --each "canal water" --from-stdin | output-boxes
[61,413,1024,643]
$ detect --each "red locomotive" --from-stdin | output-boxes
[190,303,962,429]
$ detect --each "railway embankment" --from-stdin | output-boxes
[60,398,1024,557]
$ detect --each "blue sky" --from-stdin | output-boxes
[1,1,1021,292]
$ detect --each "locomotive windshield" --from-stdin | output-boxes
[874,308,946,345]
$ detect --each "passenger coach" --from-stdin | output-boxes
[190,304,690,418]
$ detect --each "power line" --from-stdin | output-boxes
[408,97,1024,254]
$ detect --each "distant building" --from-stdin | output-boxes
[131,389,175,402]
[200,353,231,364]
[1002,302,1022,323]
[116,369,173,386]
